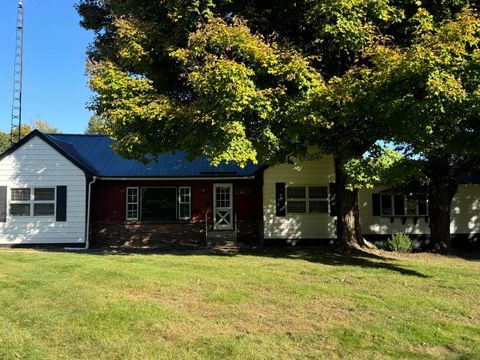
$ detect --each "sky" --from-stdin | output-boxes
[0,0,94,134]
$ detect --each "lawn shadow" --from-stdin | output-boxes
[39,243,431,278]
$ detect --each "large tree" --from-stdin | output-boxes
[366,8,480,251]
[76,0,478,249]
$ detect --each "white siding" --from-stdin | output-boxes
[263,156,336,240]
[359,185,480,238]
[263,155,480,240]
[0,136,87,244]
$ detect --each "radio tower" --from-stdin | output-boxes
[10,0,24,143]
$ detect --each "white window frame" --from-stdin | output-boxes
[178,186,191,220]
[126,187,139,221]
[10,187,56,217]
[286,185,329,215]
[380,193,429,217]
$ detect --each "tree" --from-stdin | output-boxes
[77,0,478,249]
[367,9,480,251]
[32,119,61,134]
[10,124,32,143]
[76,0,398,249]
[85,116,106,135]
[0,132,9,154]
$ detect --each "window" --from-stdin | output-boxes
[178,187,191,220]
[381,194,393,216]
[126,187,139,221]
[126,186,192,221]
[10,188,31,216]
[287,186,307,214]
[308,186,329,213]
[10,188,55,217]
[379,193,428,217]
[141,187,177,221]
[286,185,329,214]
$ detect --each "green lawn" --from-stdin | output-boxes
[0,248,479,359]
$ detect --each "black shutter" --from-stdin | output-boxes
[275,183,286,217]
[372,193,381,216]
[329,183,337,216]
[56,186,67,222]
[394,195,405,216]
[0,186,6,222]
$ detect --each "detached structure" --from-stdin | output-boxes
[0,130,479,247]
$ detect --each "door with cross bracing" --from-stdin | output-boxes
[213,184,233,230]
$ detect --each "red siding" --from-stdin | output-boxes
[90,178,263,223]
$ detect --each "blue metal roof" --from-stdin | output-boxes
[46,133,262,178]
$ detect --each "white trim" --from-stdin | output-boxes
[213,183,233,230]
[379,193,429,217]
[9,187,56,218]
[286,185,329,215]
[126,187,139,221]
[178,186,191,220]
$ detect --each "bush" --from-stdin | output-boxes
[387,233,412,253]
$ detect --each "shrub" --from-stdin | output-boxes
[387,233,412,253]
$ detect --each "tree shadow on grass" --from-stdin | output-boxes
[40,244,431,278]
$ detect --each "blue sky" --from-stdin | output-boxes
[0,0,93,134]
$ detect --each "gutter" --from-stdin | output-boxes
[65,176,97,251]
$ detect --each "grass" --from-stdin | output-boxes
[0,247,479,359]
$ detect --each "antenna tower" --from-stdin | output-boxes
[10,0,24,143]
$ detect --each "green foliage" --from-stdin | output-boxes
[343,147,422,190]
[0,132,9,154]
[10,124,31,143]
[84,116,106,135]
[77,0,480,246]
[387,233,413,253]
[32,119,61,134]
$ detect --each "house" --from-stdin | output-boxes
[0,130,479,248]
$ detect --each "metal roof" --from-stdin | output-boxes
[47,133,262,178]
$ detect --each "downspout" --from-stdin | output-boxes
[65,176,97,251]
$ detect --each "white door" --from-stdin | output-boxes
[213,184,233,230]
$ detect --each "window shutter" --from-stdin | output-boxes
[56,186,67,222]
[394,195,405,216]
[372,193,381,216]
[275,183,286,217]
[329,183,337,216]
[0,186,6,222]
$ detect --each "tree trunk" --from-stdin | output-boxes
[334,156,364,250]
[427,157,458,252]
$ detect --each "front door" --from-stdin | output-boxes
[213,183,233,230]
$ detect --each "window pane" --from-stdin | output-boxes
[394,195,405,216]
[11,189,30,201]
[34,188,55,201]
[309,186,328,199]
[141,188,177,220]
[381,195,393,216]
[287,200,306,214]
[179,204,190,219]
[34,203,55,216]
[309,200,329,213]
[179,187,191,203]
[406,197,417,215]
[418,199,428,216]
[287,186,306,199]
[10,204,30,216]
